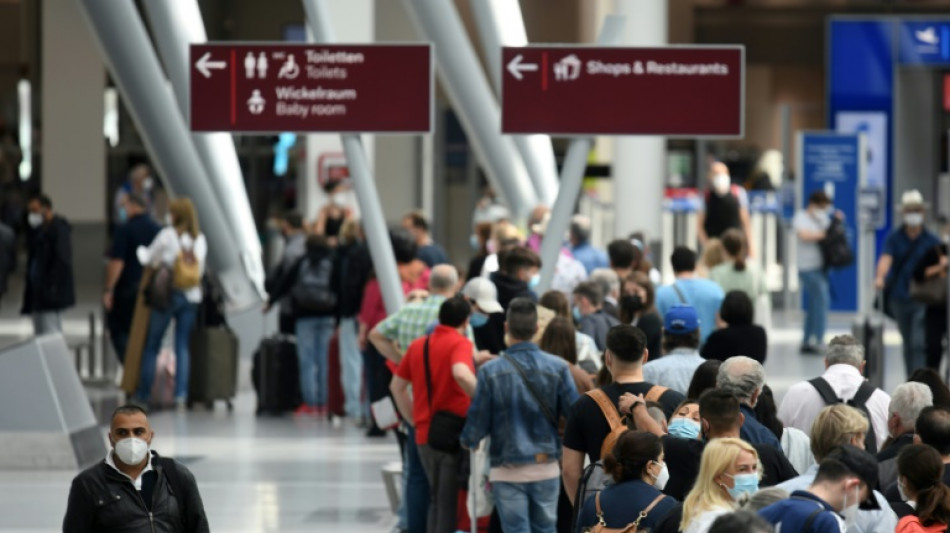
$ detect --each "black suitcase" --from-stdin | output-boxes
[252,335,301,415]
[188,326,239,411]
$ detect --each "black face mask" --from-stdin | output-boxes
[620,294,644,313]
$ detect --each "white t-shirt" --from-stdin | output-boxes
[793,208,830,271]
[137,227,208,303]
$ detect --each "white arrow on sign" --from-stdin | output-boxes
[195,51,227,79]
[507,54,538,81]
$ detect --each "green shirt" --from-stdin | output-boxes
[709,260,766,303]
[377,295,447,352]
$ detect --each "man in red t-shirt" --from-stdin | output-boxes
[391,296,477,533]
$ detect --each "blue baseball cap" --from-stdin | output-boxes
[664,305,700,334]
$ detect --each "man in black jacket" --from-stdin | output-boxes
[63,405,210,532]
[22,194,74,335]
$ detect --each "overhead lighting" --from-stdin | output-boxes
[17,79,31,181]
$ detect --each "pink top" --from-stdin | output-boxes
[358,265,431,329]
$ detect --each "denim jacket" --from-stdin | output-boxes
[461,342,579,467]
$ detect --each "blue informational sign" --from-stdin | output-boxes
[899,21,950,65]
[798,132,863,312]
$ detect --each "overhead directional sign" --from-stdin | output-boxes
[190,44,432,133]
[501,46,744,137]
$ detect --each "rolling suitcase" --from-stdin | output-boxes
[327,333,345,417]
[252,335,301,415]
[853,291,886,390]
[188,326,238,411]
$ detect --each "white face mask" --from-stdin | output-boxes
[27,212,43,228]
[904,213,924,227]
[651,461,670,490]
[840,484,860,529]
[142,177,154,191]
[114,437,149,466]
[712,173,731,195]
[165,213,174,227]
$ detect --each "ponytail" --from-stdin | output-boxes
[721,229,747,272]
[916,482,950,527]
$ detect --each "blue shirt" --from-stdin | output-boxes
[758,490,843,533]
[739,404,783,450]
[655,278,725,345]
[576,480,677,533]
[417,242,450,268]
[883,227,941,301]
[570,241,608,275]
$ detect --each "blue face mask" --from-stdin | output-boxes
[470,311,489,328]
[528,274,540,291]
[470,234,480,251]
[667,418,701,440]
[117,207,128,224]
[725,473,759,501]
[572,306,582,323]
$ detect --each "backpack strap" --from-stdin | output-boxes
[645,385,668,404]
[801,507,825,533]
[807,377,841,406]
[851,380,876,408]
[586,389,623,431]
[671,283,688,305]
[158,457,190,532]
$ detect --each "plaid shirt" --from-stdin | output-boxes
[377,295,447,353]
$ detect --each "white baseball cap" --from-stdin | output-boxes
[901,190,925,209]
[462,278,504,314]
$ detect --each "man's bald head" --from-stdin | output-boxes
[429,264,459,296]
[709,161,729,177]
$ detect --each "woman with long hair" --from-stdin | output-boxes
[709,229,766,305]
[681,438,761,533]
[540,317,593,395]
[576,431,677,533]
[895,444,950,532]
[135,198,207,409]
[539,290,600,374]
[619,272,662,359]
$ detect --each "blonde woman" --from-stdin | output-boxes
[135,198,207,409]
[681,437,761,533]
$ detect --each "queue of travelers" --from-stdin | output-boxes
[49,156,949,533]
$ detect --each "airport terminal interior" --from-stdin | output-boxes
[1,0,950,532]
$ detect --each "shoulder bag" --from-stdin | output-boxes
[424,336,467,453]
[583,492,666,533]
[502,352,558,429]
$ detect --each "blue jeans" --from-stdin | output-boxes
[136,291,198,401]
[493,478,560,533]
[338,317,365,417]
[403,426,431,533]
[295,316,335,407]
[891,298,928,376]
[799,269,829,346]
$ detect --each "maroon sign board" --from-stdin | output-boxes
[190,44,432,133]
[501,46,744,137]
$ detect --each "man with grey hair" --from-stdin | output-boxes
[778,334,891,451]
[369,263,463,533]
[569,214,608,275]
[461,297,579,533]
[590,268,621,318]
[717,356,782,448]
[877,382,933,489]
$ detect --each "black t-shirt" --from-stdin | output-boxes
[564,382,686,461]
[633,311,663,360]
[660,436,799,501]
[110,214,161,296]
[700,324,768,363]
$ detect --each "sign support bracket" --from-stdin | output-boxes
[537,15,625,294]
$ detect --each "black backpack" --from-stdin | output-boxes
[819,217,854,269]
[292,256,337,313]
[808,377,878,454]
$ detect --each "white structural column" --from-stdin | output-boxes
[468,0,559,206]
[41,0,105,223]
[612,0,667,243]
[142,0,266,300]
